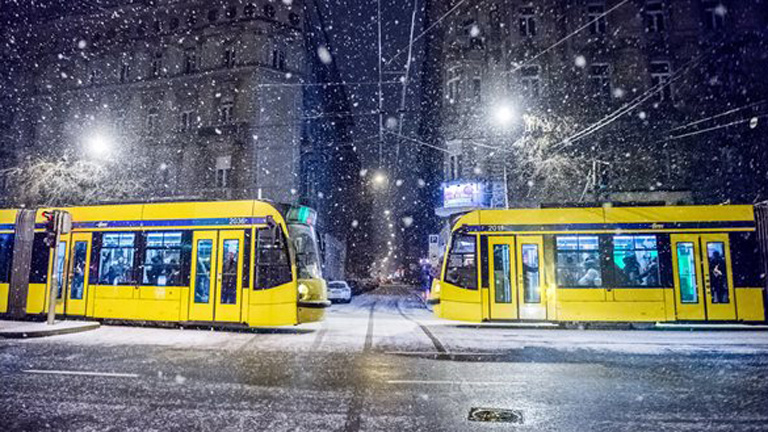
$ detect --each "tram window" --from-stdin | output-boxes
[677,242,698,303]
[99,233,136,285]
[29,233,50,284]
[612,235,662,287]
[729,232,763,287]
[706,242,729,304]
[255,227,292,289]
[0,234,13,284]
[556,235,602,287]
[220,239,239,304]
[142,232,184,286]
[444,234,478,290]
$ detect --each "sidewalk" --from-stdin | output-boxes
[0,320,100,339]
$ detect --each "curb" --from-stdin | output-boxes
[0,322,101,339]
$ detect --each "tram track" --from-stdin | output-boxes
[394,286,448,357]
[342,300,377,432]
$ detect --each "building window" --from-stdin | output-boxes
[645,1,666,33]
[520,65,541,98]
[650,60,672,102]
[289,12,300,27]
[226,6,238,19]
[215,156,232,188]
[448,154,463,180]
[264,4,276,19]
[184,49,198,74]
[218,99,234,124]
[208,8,219,23]
[150,52,163,78]
[223,46,237,68]
[702,1,727,31]
[519,7,536,37]
[612,235,662,287]
[169,16,180,31]
[589,63,611,98]
[89,68,99,85]
[271,48,286,70]
[143,232,184,286]
[181,110,194,131]
[587,2,607,34]
[187,11,197,28]
[119,62,130,83]
[444,234,478,290]
[556,235,602,287]
[472,77,482,102]
[244,3,256,17]
[99,233,136,285]
[147,107,159,132]
[446,66,462,101]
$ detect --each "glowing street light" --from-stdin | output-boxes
[493,103,517,127]
[372,171,387,187]
[86,132,112,158]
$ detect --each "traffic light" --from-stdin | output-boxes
[42,211,57,248]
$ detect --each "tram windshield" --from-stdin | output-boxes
[287,223,322,280]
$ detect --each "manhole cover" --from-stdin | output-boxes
[468,407,524,424]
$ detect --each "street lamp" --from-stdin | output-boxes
[85,132,112,159]
[493,103,517,128]
[372,171,387,187]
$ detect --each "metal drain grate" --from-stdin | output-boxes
[468,407,524,424]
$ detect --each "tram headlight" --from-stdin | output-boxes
[298,284,310,301]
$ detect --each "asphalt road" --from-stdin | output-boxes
[2,285,768,431]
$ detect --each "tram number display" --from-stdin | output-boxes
[229,217,249,225]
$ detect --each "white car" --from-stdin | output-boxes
[327,281,352,303]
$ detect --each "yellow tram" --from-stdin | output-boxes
[0,200,329,326]
[431,205,766,323]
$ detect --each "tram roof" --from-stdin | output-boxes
[453,204,755,231]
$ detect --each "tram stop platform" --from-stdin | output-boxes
[0,320,100,339]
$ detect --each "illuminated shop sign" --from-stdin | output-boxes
[442,181,489,209]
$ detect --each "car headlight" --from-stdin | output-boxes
[298,284,309,300]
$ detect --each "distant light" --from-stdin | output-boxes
[574,55,587,68]
[317,46,332,65]
[372,172,387,186]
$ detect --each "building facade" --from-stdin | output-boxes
[5,0,306,204]
[427,0,768,216]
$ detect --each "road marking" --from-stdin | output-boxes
[22,369,139,378]
[385,351,497,356]
[387,380,515,386]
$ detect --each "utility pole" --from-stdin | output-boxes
[43,210,72,325]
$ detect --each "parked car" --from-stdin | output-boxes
[327,281,352,303]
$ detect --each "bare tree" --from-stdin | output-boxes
[1,157,146,208]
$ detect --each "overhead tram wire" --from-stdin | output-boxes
[653,112,768,144]
[386,0,422,198]
[385,0,471,67]
[554,48,715,150]
[667,99,768,133]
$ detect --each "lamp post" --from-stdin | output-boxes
[491,102,519,209]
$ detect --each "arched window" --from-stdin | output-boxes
[243,3,256,17]
[169,17,180,31]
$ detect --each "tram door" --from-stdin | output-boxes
[189,230,244,323]
[489,237,518,320]
[516,236,547,320]
[671,234,737,321]
[64,233,92,316]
